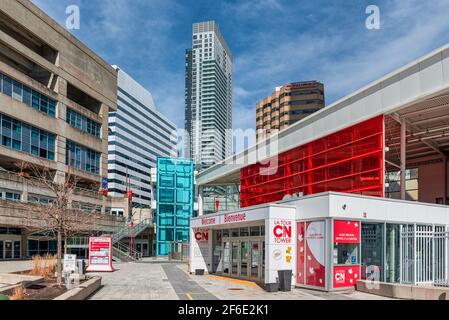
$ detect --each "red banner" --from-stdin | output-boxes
[305,221,326,288]
[334,220,360,243]
[333,265,360,288]
[296,222,305,285]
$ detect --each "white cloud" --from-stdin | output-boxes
[230,0,449,135]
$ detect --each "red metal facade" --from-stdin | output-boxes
[240,116,384,207]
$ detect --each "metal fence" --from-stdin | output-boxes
[400,224,449,287]
[168,241,189,262]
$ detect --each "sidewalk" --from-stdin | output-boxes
[180,265,393,300]
[0,260,32,274]
[89,261,179,300]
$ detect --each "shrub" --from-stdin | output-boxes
[10,285,25,300]
[30,254,57,278]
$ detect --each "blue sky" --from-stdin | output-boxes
[32,0,449,135]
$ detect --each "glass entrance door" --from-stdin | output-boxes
[262,241,265,282]
[250,241,260,280]
[4,241,12,259]
[231,242,239,275]
[240,241,249,278]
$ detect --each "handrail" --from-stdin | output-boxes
[113,240,143,260]
[66,219,151,260]
[112,218,152,243]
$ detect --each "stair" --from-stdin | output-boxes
[68,219,152,262]
[112,244,136,263]
[109,219,152,262]
[112,218,152,244]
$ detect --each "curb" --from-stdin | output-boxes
[53,276,102,300]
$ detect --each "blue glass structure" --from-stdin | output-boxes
[156,157,194,256]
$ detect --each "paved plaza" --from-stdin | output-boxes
[88,261,391,300]
[0,260,391,300]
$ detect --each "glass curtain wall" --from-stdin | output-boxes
[361,223,401,283]
[202,185,240,215]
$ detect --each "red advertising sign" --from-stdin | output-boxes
[305,221,326,288]
[296,222,305,285]
[333,265,360,288]
[86,236,113,272]
[334,220,360,243]
[194,230,209,242]
[273,220,292,244]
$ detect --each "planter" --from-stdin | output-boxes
[195,269,205,276]
[264,282,279,292]
[53,276,101,300]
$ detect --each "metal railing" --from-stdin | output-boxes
[66,219,151,261]
[400,224,449,287]
[113,240,143,261]
[111,218,152,244]
[168,241,189,262]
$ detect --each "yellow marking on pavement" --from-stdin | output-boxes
[207,275,257,287]
[186,293,194,300]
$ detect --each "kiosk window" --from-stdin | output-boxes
[250,226,260,236]
[334,243,359,265]
[239,227,249,237]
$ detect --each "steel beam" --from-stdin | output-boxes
[389,113,449,158]
[400,118,406,200]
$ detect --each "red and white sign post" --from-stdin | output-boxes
[86,236,114,272]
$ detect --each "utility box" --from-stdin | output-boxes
[76,259,85,276]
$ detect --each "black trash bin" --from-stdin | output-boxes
[195,269,205,275]
[278,270,292,292]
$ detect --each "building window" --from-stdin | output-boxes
[66,108,101,138]
[0,112,56,161]
[66,140,101,175]
[111,209,124,217]
[0,72,56,117]
[28,194,55,205]
[0,190,21,201]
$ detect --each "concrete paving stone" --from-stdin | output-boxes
[0,259,386,300]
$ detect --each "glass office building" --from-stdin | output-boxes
[156,158,194,256]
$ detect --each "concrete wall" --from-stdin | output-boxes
[0,0,117,181]
[1,0,117,108]
[0,0,127,239]
[357,280,449,300]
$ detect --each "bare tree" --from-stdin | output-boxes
[16,161,98,285]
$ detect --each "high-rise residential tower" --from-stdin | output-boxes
[256,81,325,142]
[108,67,177,208]
[184,21,233,171]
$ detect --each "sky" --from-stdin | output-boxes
[32,0,449,148]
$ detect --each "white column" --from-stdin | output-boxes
[444,156,448,204]
[198,185,204,216]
